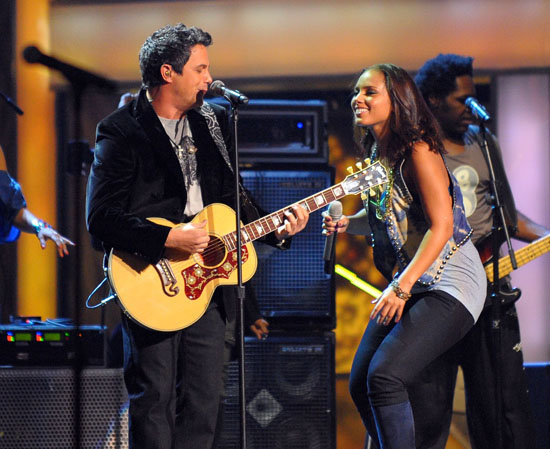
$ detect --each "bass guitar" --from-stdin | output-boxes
[108,161,388,331]
[483,234,550,283]
[478,233,550,304]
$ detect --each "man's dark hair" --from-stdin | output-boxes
[139,23,212,89]
[414,54,474,105]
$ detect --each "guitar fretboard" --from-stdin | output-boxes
[221,161,387,250]
[485,234,550,282]
[222,182,347,250]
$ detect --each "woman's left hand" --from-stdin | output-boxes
[38,227,75,257]
[370,286,406,325]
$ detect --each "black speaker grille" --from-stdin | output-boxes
[241,169,334,327]
[219,333,335,449]
[0,368,128,449]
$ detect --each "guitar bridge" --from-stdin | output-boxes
[154,258,180,297]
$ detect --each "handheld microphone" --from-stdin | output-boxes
[22,45,117,91]
[465,97,490,122]
[323,200,342,274]
[209,80,249,105]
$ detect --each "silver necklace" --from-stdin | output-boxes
[167,115,198,154]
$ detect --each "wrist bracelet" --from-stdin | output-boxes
[390,279,411,301]
[31,218,50,235]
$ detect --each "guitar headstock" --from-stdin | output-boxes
[341,160,388,195]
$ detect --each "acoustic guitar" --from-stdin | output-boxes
[108,161,388,331]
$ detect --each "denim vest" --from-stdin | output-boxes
[365,159,473,286]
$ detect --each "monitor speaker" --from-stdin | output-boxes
[0,368,128,449]
[218,332,336,449]
[525,362,550,449]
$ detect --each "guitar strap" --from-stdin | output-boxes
[197,103,261,222]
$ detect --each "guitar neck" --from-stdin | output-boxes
[485,234,550,282]
[223,181,348,250]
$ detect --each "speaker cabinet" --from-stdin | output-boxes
[241,167,335,329]
[0,368,128,449]
[218,332,336,449]
[525,362,550,449]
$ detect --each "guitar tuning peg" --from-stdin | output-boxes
[355,161,363,170]
[369,188,377,197]
[346,166,354,174]
[364,158,371,165]
[360,192,368,201]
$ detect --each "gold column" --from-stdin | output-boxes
[15,0,57,319]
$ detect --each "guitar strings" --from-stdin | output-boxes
[186,173,387,261]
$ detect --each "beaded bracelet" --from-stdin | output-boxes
[31,218,50,235]
[390,279,411,302]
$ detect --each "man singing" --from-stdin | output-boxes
[86,23,308,449]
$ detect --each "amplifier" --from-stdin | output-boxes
[208,98,328,164]
[218,332,336,449]
[0,325,106,366]
[241,167,335,329]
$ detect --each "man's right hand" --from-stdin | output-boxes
[165,219,210,254]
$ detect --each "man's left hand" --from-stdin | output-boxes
[274,204,309,241]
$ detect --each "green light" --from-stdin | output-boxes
[15,333,32,342]
[335,264,382,298]
[44,332,61,342]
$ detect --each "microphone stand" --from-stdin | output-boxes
[229,100,248,449]
[478,123,517,449]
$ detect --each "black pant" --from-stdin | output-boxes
[349,290,474,448]
[121,295,227,449]
[409,302,536,449]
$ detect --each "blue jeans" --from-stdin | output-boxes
[349,290,474,447]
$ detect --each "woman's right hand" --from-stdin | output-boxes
[322,213,349,236]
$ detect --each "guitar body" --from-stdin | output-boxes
[108,203,257,332]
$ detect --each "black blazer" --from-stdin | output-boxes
[87,89,245,264]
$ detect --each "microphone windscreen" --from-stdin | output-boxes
[209,80,225,95]
[23,46,42,63]
[328,200,343,220]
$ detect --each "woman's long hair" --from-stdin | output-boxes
[354,63,444,166]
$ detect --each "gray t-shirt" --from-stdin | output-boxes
[444,137,493,246]
[158,116,204,217]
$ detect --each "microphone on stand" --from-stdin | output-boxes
[208,80,249,105]
[323,200,342,274]
[465,97,491,122]
[22,45,117,91]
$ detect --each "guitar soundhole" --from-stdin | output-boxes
[201,236,226,268]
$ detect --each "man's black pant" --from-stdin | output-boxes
[409,302,536,449]
[121,294,227,449]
